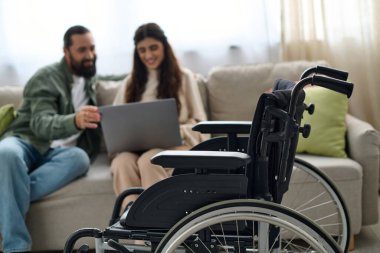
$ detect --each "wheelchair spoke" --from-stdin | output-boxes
[155,200,341,252]
[197,237,212,253]
[281,233,301,251]
[252,221,256,251]
[235,220,241,253]
[293,192,327,211]
[220,223,229,252]
[319,222,343,228]
[283,239,313,252]
[282,160,350,251]
[314,212,339,222]
[268,232,280,252]
[209,226,230,252]
[183,242,195,253]
[297,200,334,213]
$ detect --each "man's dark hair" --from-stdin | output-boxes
[63,25,90,48]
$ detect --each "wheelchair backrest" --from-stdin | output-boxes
[246,79,305,203]
[173,79,306,203]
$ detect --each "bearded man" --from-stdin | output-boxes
[0,25,121,253]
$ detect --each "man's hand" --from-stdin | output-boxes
[75,105,101,129]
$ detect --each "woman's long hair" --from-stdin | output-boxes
[125,23,182,111]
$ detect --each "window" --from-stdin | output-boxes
[0,0,280,84]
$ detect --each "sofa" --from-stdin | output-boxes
[0,60,379,251]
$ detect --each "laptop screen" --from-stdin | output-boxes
[99,98,182,154]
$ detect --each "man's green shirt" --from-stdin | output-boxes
[3,58,124,161]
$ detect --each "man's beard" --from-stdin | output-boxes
[70,54,97,78]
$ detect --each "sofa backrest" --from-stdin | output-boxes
[205,60,327,121]
[0,60,328,121]
[0,81,123,109]
[95,74,210,111]
[0,85,23,108]
[96,79,124,106]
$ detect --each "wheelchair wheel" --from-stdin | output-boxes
[181,138,350,251]
[283,157,350,251]
[155,199,341,253]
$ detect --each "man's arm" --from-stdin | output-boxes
[25,73,79,141]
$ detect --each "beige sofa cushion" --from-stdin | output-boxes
[96,79,125,106]
[26,154,115,250]
[206,61,327,121]
[295,154,363,234]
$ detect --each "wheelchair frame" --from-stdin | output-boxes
[64,66,353,253]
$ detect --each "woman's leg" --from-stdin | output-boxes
[138,144,189,188]
[138,148,168,188]
[110,152,140,206]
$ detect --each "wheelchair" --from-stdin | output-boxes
[64,66,353,253]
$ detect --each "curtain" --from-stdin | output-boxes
[280,0,380,131]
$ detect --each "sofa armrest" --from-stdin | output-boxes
[346,114,380,225]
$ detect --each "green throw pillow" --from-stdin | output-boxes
[0,104,15,138]
[296,87,348,158]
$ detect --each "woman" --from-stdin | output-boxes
[111,23,208,207]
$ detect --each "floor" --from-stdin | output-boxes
[352,193,380,252]
[3,195,379,253]
[70,195,380,252]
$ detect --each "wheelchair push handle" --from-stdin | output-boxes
[279,72,353,186]
[289,74,353,118]
[301,65,349,81]
[311,75,354,98]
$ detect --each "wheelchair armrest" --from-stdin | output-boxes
[192,121,251,134]
[151,150,251,170]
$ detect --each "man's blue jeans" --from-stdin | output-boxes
[0,136,90,253]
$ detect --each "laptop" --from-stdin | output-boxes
[99,98,182,154]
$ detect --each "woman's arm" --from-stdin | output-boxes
[179,68,209,147]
